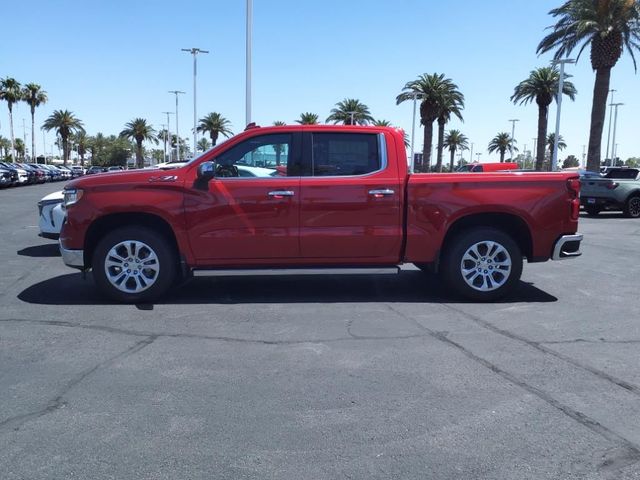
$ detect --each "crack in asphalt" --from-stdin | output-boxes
[541,338,640,345]
[439,303,640,395]
[383,303,640,456]
[0,318,428,345]
[0,335,157,433]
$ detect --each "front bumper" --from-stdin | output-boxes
[552,234,583,261]
[60,243,84,268]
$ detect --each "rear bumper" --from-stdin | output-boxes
[552,234,583,261]
[581,196,622,209]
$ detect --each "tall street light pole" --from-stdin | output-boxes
[469,142,474,164]
[409,91,421,173]
[246,0,253,126]
[551,58,575,171]
[162,111,175,162]
[605,89,616,162]
[508,119,519,162]
[182,47,209,158]
[168,91,185,161]
[610,103,624,166]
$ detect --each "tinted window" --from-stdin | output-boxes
[605,169,639,179]
[311,133,380,176]
[215,134,292,178]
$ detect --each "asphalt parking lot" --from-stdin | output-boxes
[1,182,639,480]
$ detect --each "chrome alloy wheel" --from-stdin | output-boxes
[460,241,512,292]
[628,197,640,217]
[104,240,160,294]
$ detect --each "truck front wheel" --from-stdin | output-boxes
[92,226,177,303]
[442,228,523,302]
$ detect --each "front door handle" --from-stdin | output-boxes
[369,189,395,198]
[268,190,295,198]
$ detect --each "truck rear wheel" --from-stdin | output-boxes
[92,226,176,303]
[623,196,640,218]
[442,228,523,302]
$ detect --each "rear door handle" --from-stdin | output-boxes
[369,189,395,198]
[268,190,295,198]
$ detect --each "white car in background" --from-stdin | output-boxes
[37,190,65,239]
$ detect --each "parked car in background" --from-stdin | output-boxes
[456,162,519,172]
[581,167,640,217]
[0,162,29,185]
[19,163,46,184]
[40,165,62,181]
[0,166,14,187]
[37,190,65,238]
[107,166,125,171]
[86,166,108,175]
[71,166,85,176]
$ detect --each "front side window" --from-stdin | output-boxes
[214,134,292,178]
[312,133,380,176]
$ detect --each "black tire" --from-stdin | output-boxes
[623,195,640,218]
[92,226,177,303]
[441,227,523,302]
[585,205,601,216]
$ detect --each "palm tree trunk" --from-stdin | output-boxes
[436,118,445,172]
[500,150,505,163]
[422,122,433,172]
[31,108,36,161]
[449,148,455,172]
[137,140,143,169]
[8,104,15,160]
[62,136,69,166]
[586,67,611,172]
[211,131,218,146]
[535,105,548,172]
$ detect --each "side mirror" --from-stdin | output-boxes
[197,161,215,181]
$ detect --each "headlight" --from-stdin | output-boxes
[63,188,84,207]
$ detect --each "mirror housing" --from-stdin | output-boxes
[197,161,215,181]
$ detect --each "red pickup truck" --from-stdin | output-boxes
[59,125,582,303]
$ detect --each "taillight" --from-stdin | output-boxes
[606,182,619,190]
[567,177,580,221]
[567,178,581,196]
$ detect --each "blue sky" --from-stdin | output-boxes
[1,0,638,162]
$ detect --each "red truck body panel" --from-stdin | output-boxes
[60,125,580,272]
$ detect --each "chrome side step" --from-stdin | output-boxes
[192,267,400,277]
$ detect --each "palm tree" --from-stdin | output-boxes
[488,133,518,163]
[197,137,211,152]
[296,112,319,125]
[372,119,392,127]
[15,138,25,160]
[41,110,84,166]
[444,129,469,172]
[537,0,640,172]
[273,120,286,126]
[326,98,374,125]
[22,83,47,161]
[0,77,22,159]
[511,67,577,171]
[72,131,89,166]
[196,112,233,146]
[546,133,567,157]
[397,73,461,171]
[435,89,464,172]
[119,118,157,168]
[0,135,9,159]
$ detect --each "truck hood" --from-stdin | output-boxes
[66,168,186,190]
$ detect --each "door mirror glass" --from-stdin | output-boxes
[197,161,215,181]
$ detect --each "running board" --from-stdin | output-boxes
[192,267,400,277]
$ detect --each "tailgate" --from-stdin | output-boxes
[580,177,614,197]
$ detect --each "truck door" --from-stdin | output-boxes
[298,131,402,262]
[185,132,303,262]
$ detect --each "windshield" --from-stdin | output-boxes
[183,136,234,165]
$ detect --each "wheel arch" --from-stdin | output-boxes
[441,212,533,263]
[84,212,180,268]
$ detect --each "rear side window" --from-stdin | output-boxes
[311,133,380,176]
